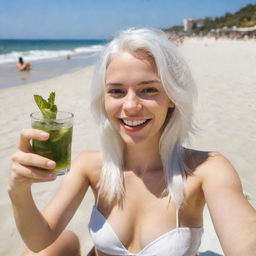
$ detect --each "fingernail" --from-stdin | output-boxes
[40,132,49,138]
[50,173,57,178]
[47,161,55,168]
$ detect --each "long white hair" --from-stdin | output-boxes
[90,28,197,208]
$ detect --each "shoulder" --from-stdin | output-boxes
[186,148,238,178]
[193,151,243,198]
[184,149,242,193]
[73,150,102,168]
[198,152,241,185]
[71,150,103,185]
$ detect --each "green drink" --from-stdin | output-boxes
[31,92,73,175]
[31,111,73,175]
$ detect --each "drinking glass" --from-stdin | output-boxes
[30,111,73,175]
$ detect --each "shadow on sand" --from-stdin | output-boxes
[199,251,223,256]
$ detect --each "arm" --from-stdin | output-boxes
[201,152,256,255]
[16,63,21,70]
[8,129,94,252]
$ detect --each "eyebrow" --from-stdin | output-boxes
[139,80,161,85]
[106,80,161,87]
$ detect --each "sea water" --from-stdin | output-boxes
[0,39,107,64]
[0,39,108,88]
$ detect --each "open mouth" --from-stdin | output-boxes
[119,119,151,131]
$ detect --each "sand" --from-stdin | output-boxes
[0,38,255,256]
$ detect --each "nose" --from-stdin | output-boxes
[122,91,142,113]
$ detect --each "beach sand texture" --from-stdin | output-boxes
[0,38,255,255]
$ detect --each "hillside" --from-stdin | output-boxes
[164,3,256,34]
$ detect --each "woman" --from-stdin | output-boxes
[9,28,256,256]
[16,57,31,71]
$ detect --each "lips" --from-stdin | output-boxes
[119,118,151,132]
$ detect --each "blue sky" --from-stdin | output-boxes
[0,0,255,39]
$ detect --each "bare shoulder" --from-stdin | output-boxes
[195,151,242,192]
[73,150,102,171]
[185,148,238,177]
[190,150,247,214]
[184,149,243,194]
[71,150,103,185]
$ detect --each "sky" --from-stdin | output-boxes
[0,0,255,39]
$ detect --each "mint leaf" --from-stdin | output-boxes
[48,92,55,109]
[33,92,58,120]
[34,95,48,109]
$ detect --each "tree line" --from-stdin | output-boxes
[164,4,256,34]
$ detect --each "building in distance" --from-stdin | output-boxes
[183,19,205,33]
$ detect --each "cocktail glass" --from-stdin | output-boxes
[30,111,73,175]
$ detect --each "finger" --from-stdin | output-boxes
[19,129,49,152]
[12,151,56,170]
[11,162,57,184]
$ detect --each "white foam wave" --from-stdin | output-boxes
[0,45,105,64]
[74,45,104,53]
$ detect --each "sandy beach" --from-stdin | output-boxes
[1,38,255,255]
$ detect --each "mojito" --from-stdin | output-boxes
[31,111,73,175]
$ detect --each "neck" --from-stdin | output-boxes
[123,133,163,175]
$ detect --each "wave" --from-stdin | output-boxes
[0,45,105,64]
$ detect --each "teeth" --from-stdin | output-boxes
[122,119,148,127]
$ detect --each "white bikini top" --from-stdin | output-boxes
[88,205,203,256]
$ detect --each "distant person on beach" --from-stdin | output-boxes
[16,57,31,71]
[9,28,256,256]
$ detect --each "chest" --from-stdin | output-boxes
[91,171,205,254]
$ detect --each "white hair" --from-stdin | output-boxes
[90,28,197,208]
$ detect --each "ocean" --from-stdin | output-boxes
[0,39,108,88]
[0,39,108,64]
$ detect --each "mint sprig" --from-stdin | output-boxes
[34,92,58,120]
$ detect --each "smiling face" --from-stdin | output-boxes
[104,51,175,145]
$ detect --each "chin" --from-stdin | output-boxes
[120,133,148,146]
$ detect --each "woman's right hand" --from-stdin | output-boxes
[9,128,57,191]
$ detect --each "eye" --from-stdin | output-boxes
[141,87,158,93]
[107,89,125,97]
